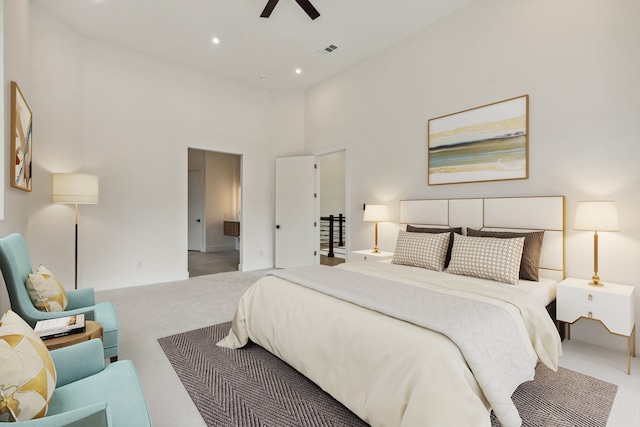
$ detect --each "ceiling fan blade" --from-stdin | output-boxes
[260,0,280,18]
[294,0,320,20]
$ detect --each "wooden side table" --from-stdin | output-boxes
[43,320,103,351]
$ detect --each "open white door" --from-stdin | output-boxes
[275,156,318,268]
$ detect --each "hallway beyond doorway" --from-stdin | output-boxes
[320,254,345,266]
[188,250,239,277]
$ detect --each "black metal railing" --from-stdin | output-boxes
[320,214,345,258]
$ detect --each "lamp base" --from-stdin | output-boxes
[372,247,380,253]
[589,274,604,287]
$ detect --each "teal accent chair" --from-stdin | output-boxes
[0,233,119,361]
[17,339,152,426]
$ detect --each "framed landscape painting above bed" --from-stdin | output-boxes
[428,95,529,186]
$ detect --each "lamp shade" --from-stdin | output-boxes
[363,204,389,222]
[574,201,619,232]
[53,173,99,204]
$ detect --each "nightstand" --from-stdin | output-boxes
[557,277,636,374]
[350,249,394,262]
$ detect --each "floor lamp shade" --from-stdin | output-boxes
[53,173,99,204]
[52,173,99,289]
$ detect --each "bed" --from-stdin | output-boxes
[218,196,565,427]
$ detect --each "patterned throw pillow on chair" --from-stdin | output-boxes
[25,265,68,312]
[0,309,57,421]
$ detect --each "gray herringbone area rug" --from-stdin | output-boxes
[159,322,617,427]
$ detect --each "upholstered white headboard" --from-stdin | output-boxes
[400,196,565,281]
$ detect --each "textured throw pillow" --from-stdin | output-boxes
[392,230,450,271]
[0,310,57,422]
[25,265,68,312]
[467,228,545,281]
[406,225,463,268]
[448,234,525,285]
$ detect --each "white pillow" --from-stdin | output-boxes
[0,310,57,421]
[392,230,450,271]
[448,234,525,285]
[25,265,68,312]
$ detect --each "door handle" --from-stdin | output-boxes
[276,225,280,229]
[196,219,201,222]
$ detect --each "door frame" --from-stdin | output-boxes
[187,168,206,252]
[187,147,243,272]
[314,145,349,260]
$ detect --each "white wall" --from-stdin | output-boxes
[0,1,4,220]
[0,0,32,309]
[1,0,30,239]
[305,0,640,350]
[0,3,305,308]
[273,91,306,158]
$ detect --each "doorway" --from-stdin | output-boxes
[318,150,346,266]
[187,148,242,276]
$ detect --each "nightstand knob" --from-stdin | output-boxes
[588,294,593,301]
[588,311,593,318]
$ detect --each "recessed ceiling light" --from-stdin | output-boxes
[212,37,220,45]
[295,68,302,75]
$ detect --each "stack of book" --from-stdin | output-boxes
[34,314,86,340]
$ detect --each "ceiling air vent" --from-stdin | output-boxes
[319,44,338,55]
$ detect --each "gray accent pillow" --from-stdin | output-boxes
[466,228,545,282]
[392,230,450,271]
[448,234,525,285]
[405,225,462,268]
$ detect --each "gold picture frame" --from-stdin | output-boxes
[428,95,529,186]
[10,81,33,192]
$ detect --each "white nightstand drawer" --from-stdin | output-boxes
[559,285,627,311]
[557,304,633,336]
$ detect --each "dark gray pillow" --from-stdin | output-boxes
[405,226,462,268]
[466,228,545,282]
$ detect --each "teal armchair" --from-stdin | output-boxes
[16,339,152,426]
[0,233,119,361]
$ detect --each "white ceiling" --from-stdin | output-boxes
[33,0,475,91]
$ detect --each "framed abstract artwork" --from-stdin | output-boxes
[11,81,33,192]
[428,95,529,185]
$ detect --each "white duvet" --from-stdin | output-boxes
[218,261,562,427]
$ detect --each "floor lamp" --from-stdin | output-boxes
[53,173,99,289]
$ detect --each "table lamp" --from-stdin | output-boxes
[53,173,99,289]
[363,204,389,253]
[573,201,619,287]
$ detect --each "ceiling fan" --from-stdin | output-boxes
[260,0,320,20]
